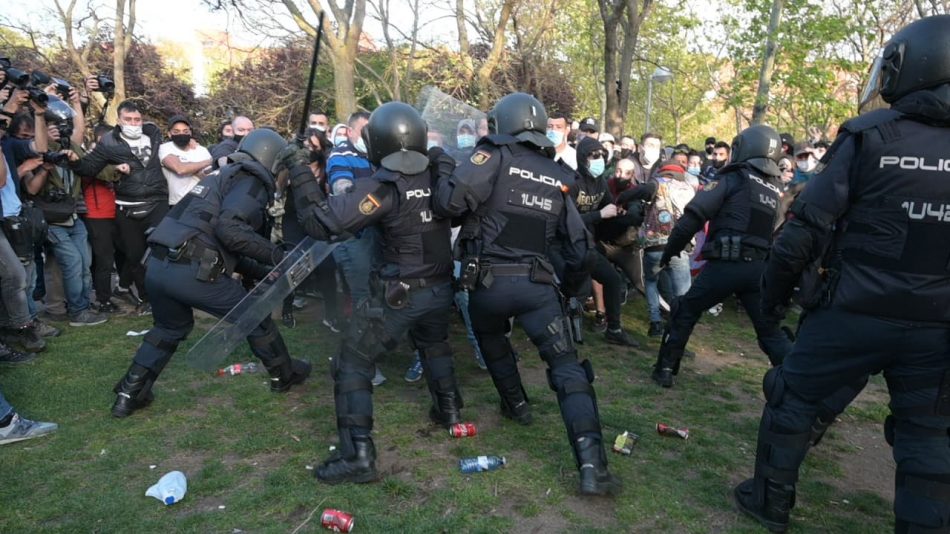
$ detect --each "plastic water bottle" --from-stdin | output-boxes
[216,362,259,376]
[459,455,506,473]
[146,470,187,505]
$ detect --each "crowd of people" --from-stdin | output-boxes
[4,14,950,532]
[0,72,829,447]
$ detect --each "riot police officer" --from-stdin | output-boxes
[734,16,950,532]
[651,124,792,388]
[433,92,621,496]
[286,102,463,485]
[111,129,312,418]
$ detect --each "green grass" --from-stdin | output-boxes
[0,300,894,533]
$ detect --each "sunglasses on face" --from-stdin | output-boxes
[587,151,607,160]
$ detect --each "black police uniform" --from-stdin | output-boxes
[735,94,950,532]
[653,161,792,386]
[111,158,310,417]
[434,133,620,496]
[290,160,461,484]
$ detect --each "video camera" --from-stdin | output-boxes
[0,57,48,107]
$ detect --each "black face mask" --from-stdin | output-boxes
[705,145,714,155]
[232,134,244,144]
[619,148,632,159]
[171,134,191,149]
[712,158,726,169]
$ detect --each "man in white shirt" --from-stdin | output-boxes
[546,112,577,170]
[158,115,211,206]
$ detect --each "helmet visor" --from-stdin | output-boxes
[859,55,887,113]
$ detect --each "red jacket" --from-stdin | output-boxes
[83,176,116,219]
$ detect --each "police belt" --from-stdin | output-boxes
[705,245,769,262]
[485,263,533,276]
[397,275,452,290]
[151,240,225,273]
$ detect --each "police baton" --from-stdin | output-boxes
[296,11,326,144]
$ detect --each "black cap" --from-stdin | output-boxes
[780,132,795,146]
[704,137,716,145]
[579,117,598,133]
[167,114,192,130]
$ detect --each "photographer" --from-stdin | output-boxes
[69,100,168,314]
[23,88,107,327]
[0,111,50,354]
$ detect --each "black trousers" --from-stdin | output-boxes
[115,203,169,302]
[750,306,950,532]
[589,251,624,330]
[84,217,118,303]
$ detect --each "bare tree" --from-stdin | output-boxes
[112,0,136,123]
[599,0,653,136]
[751,0,782,124]
[475,0,515,109]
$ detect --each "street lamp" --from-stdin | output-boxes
[645,66,673,133]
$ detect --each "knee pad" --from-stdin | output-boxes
[143,330,180,354]
[419,341,452,362]
[477,333,512,363]
[763,367,786,409]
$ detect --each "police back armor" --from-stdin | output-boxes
[374,168,453,280]
[692,164,782,260]
[464,135,575,264]
[828,110,950,322]
[148,160,275,274]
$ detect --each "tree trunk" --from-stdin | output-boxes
[751,0,783,124]
[334,50,358,118]
[616,0,651,136]
[456,0,475,77]
[475,0,515,110]
[599,0,622,136]
[111,0,135,124]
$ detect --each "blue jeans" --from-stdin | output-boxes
[49,220,93,315]
[332,227,379,307]
[0,387,12,421]
[643,249,691,323]
[0,232,32,327]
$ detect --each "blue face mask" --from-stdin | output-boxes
[588,158,605,178]
[546,129,564,146]
[687,166,701,176]
[457,134,476,149]
[334,136,347,147]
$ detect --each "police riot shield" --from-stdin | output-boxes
[416,86,486,161]
[186,236,337,371]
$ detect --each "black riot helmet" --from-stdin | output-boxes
[362,101,429,174]
[487,92,553,149]
[237,128,288,174]
[730,124,782,177]
[873,15,950,104]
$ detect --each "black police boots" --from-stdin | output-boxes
[112,363,156,418]
[428,388,463,428]
[574,436,622,496]
[315,436,378,485]
[652,346,683,388]
[734,478,794,533]
[499,386,532,425]
[249,333,311,392]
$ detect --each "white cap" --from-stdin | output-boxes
[599,133,616,143]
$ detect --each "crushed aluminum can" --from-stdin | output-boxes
[321,508,354,532]
[656,423,689,440]
[612,431,639,455]
[449,423,477,438]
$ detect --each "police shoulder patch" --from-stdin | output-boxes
[190,184,210,198]
[703,180,718,192]
[470,150,492,165]
[359,193,381,215]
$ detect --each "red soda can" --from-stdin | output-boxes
[449,422,478,438]
[321,509,354,532]
[656,423,689,440]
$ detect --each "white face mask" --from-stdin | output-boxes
[354,137,367,154]
[310,123,327,132]
[121,125,143,139]
[796,158,816,173]
[641,148,660,167]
